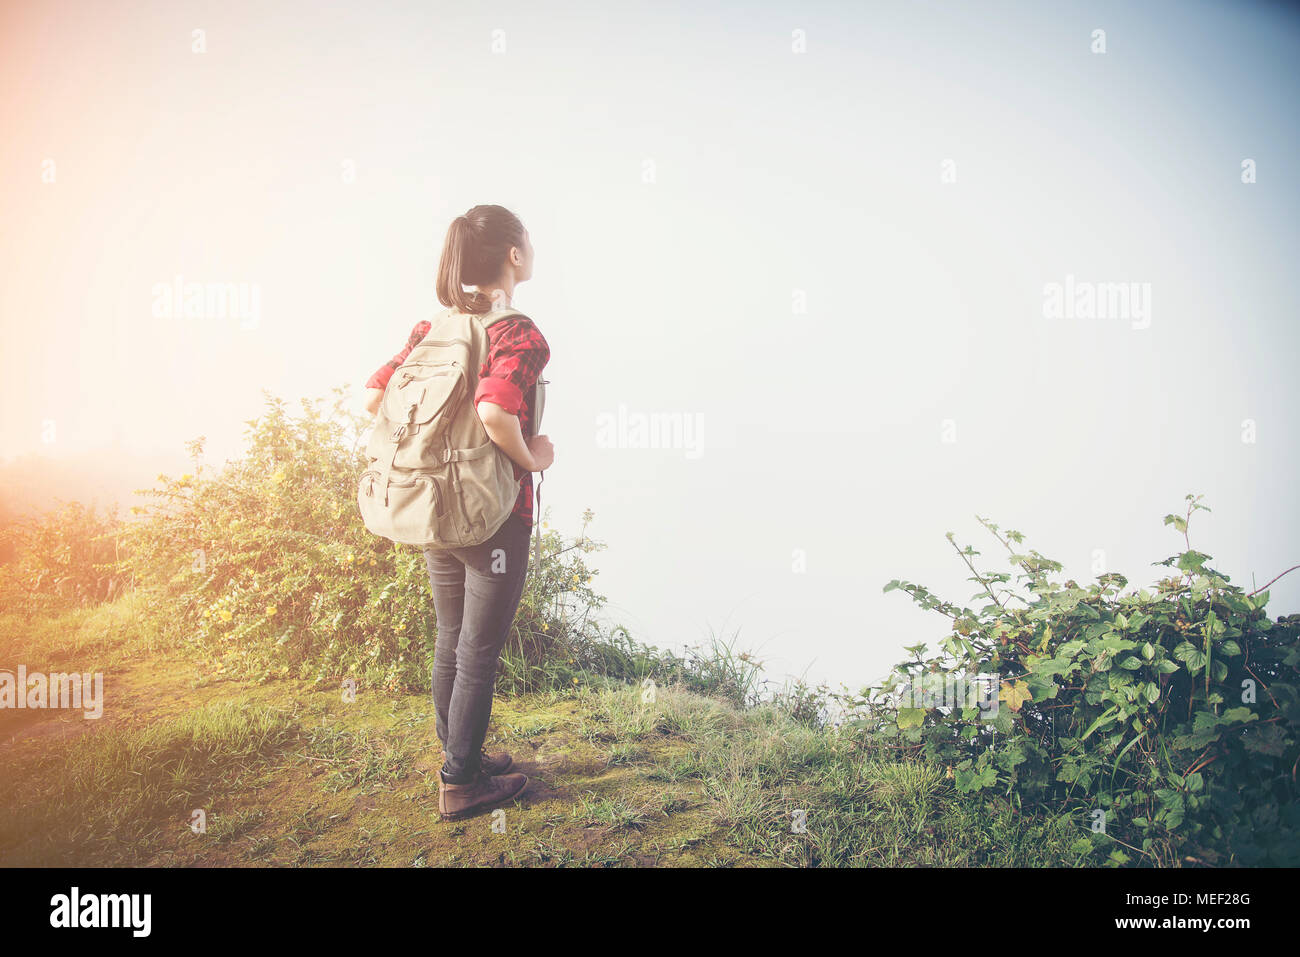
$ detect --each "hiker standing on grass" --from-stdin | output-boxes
[361,205,552,820]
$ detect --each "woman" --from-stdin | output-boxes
[362,205,554,820]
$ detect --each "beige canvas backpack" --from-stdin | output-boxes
[358,306,543,550]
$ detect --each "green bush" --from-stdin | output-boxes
[848,495,1299,866]
[1,390,772,708]
[0,501,125,617]
[117,389,610,694]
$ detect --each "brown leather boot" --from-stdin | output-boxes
[439,770,528,821]
[480,749,514,775]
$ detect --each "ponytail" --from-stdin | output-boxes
[436,205,526,314]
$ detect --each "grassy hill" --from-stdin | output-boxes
[0,593,1083,867]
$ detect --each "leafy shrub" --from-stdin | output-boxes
[4,390,772,708]
[119,389,607,693]
[772,677,835,730]
[0,501,125,617]
[847,495,1299,866]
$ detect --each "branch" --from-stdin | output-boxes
[1248,563,1300,597]
[947,534,1004,611]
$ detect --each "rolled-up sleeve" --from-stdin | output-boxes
[475,375,525,414]
[366,321,429,390]
[474,318,550,415]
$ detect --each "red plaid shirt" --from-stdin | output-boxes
[366,313,550,526]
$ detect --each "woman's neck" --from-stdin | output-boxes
[477,285,513,309]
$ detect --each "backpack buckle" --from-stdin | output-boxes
[390,425,407,442]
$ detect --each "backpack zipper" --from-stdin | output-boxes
[396,362,460,389]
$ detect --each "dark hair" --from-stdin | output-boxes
[435,204,526,314]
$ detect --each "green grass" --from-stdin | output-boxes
[0,700,300,865]
[0,592,1095,867]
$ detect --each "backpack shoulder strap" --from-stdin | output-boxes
[434,306,524,335]
[462,308,525,382]
[420,307,458,342]
[476,307,527,330]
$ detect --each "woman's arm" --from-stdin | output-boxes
[473,316,552,472]
[478,400,553,472]
[362,321,431,417]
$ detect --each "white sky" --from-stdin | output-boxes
[2,0,1298,689]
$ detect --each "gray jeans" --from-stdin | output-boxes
[422,512,531,783]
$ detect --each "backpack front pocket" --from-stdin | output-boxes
[356,468,452,546]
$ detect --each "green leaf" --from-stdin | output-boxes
[1173,641,1206,672]
[1113,733,1145,774]
[1221,706,1258,725]
[896,707,925,730]
[1031,656,1076,677]
[1025,673,1060,702]
[1082,707,1118,741]
[954,764,998,793]
[1242,723,1289,757]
